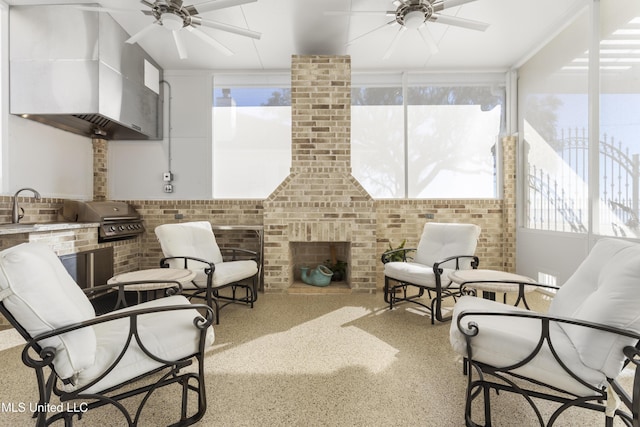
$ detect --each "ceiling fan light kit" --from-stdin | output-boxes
[402,10,427,30]
[160,12,184,31]
[341,0,489,60]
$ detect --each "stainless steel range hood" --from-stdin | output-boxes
[9,5,163,140]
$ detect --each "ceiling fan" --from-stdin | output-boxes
[77,0,261,59]
[332,0,489,59]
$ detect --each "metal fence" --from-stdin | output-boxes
[527,128,640,236]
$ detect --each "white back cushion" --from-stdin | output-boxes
[0,243,96,380]
[550,238,640,378]
[155,221,224,265]
[414,222,481,269]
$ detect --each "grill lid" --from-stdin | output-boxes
[63,200,141,222]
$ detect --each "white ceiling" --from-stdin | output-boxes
[7,0,587,72]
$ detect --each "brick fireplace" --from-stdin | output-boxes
[262,55,377,293]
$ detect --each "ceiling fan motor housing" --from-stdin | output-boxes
[395,0,434,28]
[150,0,193,29]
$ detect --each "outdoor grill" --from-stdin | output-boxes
[62,200,145,242]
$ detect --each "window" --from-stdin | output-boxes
[519,8,590,232]
[212,75,291,199]
[520,0,640,237]
[599,1,640,237]
[214,73,505,200]
[351,79,404,198]
[351,73,505,199]
[406,85,503,198]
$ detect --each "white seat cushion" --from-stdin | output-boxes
[70,295,215,394]
[384,262,455,289]
[548,238,640,379]
[156,221,224,265]
[414,222,481,269]
[189,260,258,289]
[450,296,605,396]
[0,243,96,380]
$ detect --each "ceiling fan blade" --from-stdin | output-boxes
[125,23,158,45]
[191,0,258,14]
[196,17,262,39]
[382,26,407,60]
[186,26,234,56]
[346,20,396,46]
[418,26,440,54]
[430,13,489,31]
[172,31,188,59]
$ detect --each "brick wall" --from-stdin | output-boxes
[93,138,108,201]
[502,135,517,271]
[131,200,264,270]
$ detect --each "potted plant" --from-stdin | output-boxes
[385,239,407,262]
[325,244,348,282]
[324,259,348,281]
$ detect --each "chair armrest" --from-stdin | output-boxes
[457,309,640,344]
[220,247,258,262]
[84,280,184,298]
[160,255,215,274]
[433,255,480,274]
[22,303,214,370]
[381,248,416,264]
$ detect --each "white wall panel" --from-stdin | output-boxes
[6,115,92,199]
[108,71,212,200]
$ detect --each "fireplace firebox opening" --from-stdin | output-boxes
[291,241,350,286]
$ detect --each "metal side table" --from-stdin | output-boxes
[108,268,197,308]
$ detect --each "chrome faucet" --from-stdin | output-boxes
[12,187,41,223]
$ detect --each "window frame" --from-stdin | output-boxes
[352,72,507,199]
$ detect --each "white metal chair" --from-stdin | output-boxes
[381,222,481,324]
[155,221,259,324]
[450,238,640,426]
[0,242,214,426]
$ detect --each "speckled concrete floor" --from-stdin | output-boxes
[0,292,634,426]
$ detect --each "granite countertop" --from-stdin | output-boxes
[0,222,100,235]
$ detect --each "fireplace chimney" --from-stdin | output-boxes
[262,55,377,293]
